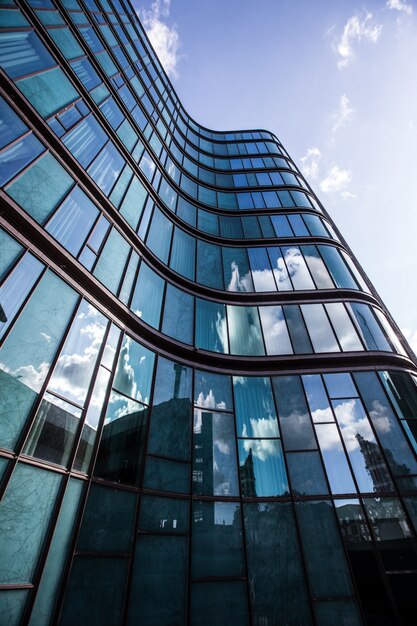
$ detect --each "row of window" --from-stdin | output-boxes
[0,235,404,364]
[0,8,295,226]
[1,316,417,622]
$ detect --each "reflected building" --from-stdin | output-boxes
[2,1,417,624]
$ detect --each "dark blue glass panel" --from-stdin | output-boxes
[162,284,193,344]
[63,116,108,168]
[0,96,28,150]
[0,31,55,79]
[244,502,312,624]
[0,133,44,186]
[273,376,316,450]
[46,186,98,255]
[146,207,172,263]
[234,376,278,438]
[222,248,253,292]
[238,439,288,497]
[196,240,223,289]
[195,298,228,353]
[87,142,124,195]
[191,581,249,626]
[130,262,164,329]
[170,228,195,280]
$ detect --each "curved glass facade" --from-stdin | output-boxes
[1,1,417,625]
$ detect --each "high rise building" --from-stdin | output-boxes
[1,1,417,624]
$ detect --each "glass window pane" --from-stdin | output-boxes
[287,451,328,496]
[162,284,193,344]
[93,228,130,295]
[18,67,79,118]
[192,501,244,578]
[259,306,293,355]
[0,271,78,450]
[283,305,313,354]
[238,439,288,497]
[301,304,339,353]
[147,357,192,461]
[170,228,195,280]
[234,376,278,438]
[315,424,356,494]
[130,262,164,329]
[46,186,98,256]
[195,298,228,353]
[302,374,333,423]
[146,207,172,263]
[248,248,276,292]
[325,303,362,351]
[0,463,61,584]
[194,370,233,412]
[0,228,22,280]
[267,247,292,291]
[191,581,249,626]
[144,456,189,494]
[6,152,73,224]
[295,500,354,598]
[227,305,265,356]
[348,303,391,351]
[282,246,315,290]
[243,502,312,624]
[302,244,334,289]
[318,245,357,290]
[193,410,238,496]
[273,375,316,450]
[128,535,188,626]
[222,248,253,292]
[196,240,223,289]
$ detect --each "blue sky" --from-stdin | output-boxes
[134,0,417,354]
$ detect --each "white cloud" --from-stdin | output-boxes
[300,147,321,180]
[138,1,181,79]
[320,166,352,194]
[332,94,355,134]
[336,12,382,69]
[387,0,413,15]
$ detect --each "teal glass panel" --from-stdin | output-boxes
[0,590,28,626]
[147,357,192,461]
[233,376,278,438]
[227,305,265,356]
[127,535,188,626]
[244,502,312,624]
[130,262,164,328]
[192,500,244,578]
[144,456,189,494]
[17,68,79,117]
[93,227,130,294]
[287,451,328,496]
[193,409,238,496]
[0,252,43,340]
[198,208,219,235]
[6,152,73,224]
[191,581,249,626]
[30,478,83,626]
[119,175,147,230]
[283,305,313,354]
[0,133,44,187]
[146,207,172,263]
[113,334,154,404]
[0,271,78,449]
[87,142,124,195]
[314,600,362,626]
[162,284,193,344]
[49,27,84,59]
[94,391,148,485]
[273,375,317,451]
[77,483,136,553]
[170,227,195,280]
[195,298,228,353]
[295,500,354,598]
[238,439,288,497]
[46,186,98,255]
[196,240,223,289]
[139,495,189,533]
[60,557,128,626]
[0,463,61,584]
